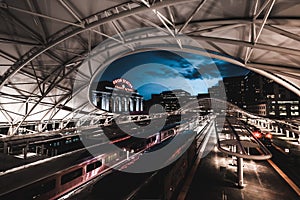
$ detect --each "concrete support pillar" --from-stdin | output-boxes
[280,128,283,134]
[23,144,28,159]
[275,126,278,133]
[237,157,244,188]
[237,144,244,188]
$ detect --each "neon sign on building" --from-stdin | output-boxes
[113,78,134,92]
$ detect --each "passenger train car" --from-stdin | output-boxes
[1,122,182,200]
[1,150,126,200]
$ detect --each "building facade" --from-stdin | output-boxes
[91,79,143,113]
[244,72,300,118]
[208,72,300,119]
[145,89,193,113]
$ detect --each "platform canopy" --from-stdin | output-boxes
[0,0,300,132]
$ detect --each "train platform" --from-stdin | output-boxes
[177,140,299,200]
[0,152,47,172]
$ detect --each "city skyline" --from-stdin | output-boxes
[94,50,249,100]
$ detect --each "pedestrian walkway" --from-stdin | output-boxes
[180,145,299,200]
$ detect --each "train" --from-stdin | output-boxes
[1,121,183,200]
[28,134,84,157]
[1,148,126,200]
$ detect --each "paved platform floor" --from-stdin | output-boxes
[184,145,299,200]
[0,152,47,172]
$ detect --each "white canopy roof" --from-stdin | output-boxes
[0,0,299,131]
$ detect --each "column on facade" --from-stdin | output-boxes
[129,98,133,112]
[114,97,121,112]
[110,96,114,112]
[92,93,97,106]
[101,94,106,110]
[140,98,143,111]
[100,94,111,111]
[105,95,109,111]
[123,97,128,112]
[136,98,140,111]
[109,97,113,112]
[113,97,116,112]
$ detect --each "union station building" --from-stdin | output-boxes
[91,79,143,113]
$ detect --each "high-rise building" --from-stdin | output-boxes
[244,72,300,118]
[223,76,246,108]
[208,72,300,118]
[145,89,193,113]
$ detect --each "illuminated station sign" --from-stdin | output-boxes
[113,78,134,92]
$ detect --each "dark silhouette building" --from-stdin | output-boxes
[207,72,300,118]
[244,72,300,118]
[145,89,193,113]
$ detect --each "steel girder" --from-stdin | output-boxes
[0,0,300,133]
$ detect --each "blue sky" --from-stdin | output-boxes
[94,50,249,100]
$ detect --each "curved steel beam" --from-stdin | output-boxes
[189,35,300,56]
[0,0,198,89]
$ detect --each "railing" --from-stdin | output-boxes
[216,117,272,160]
[215,115,272,188]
